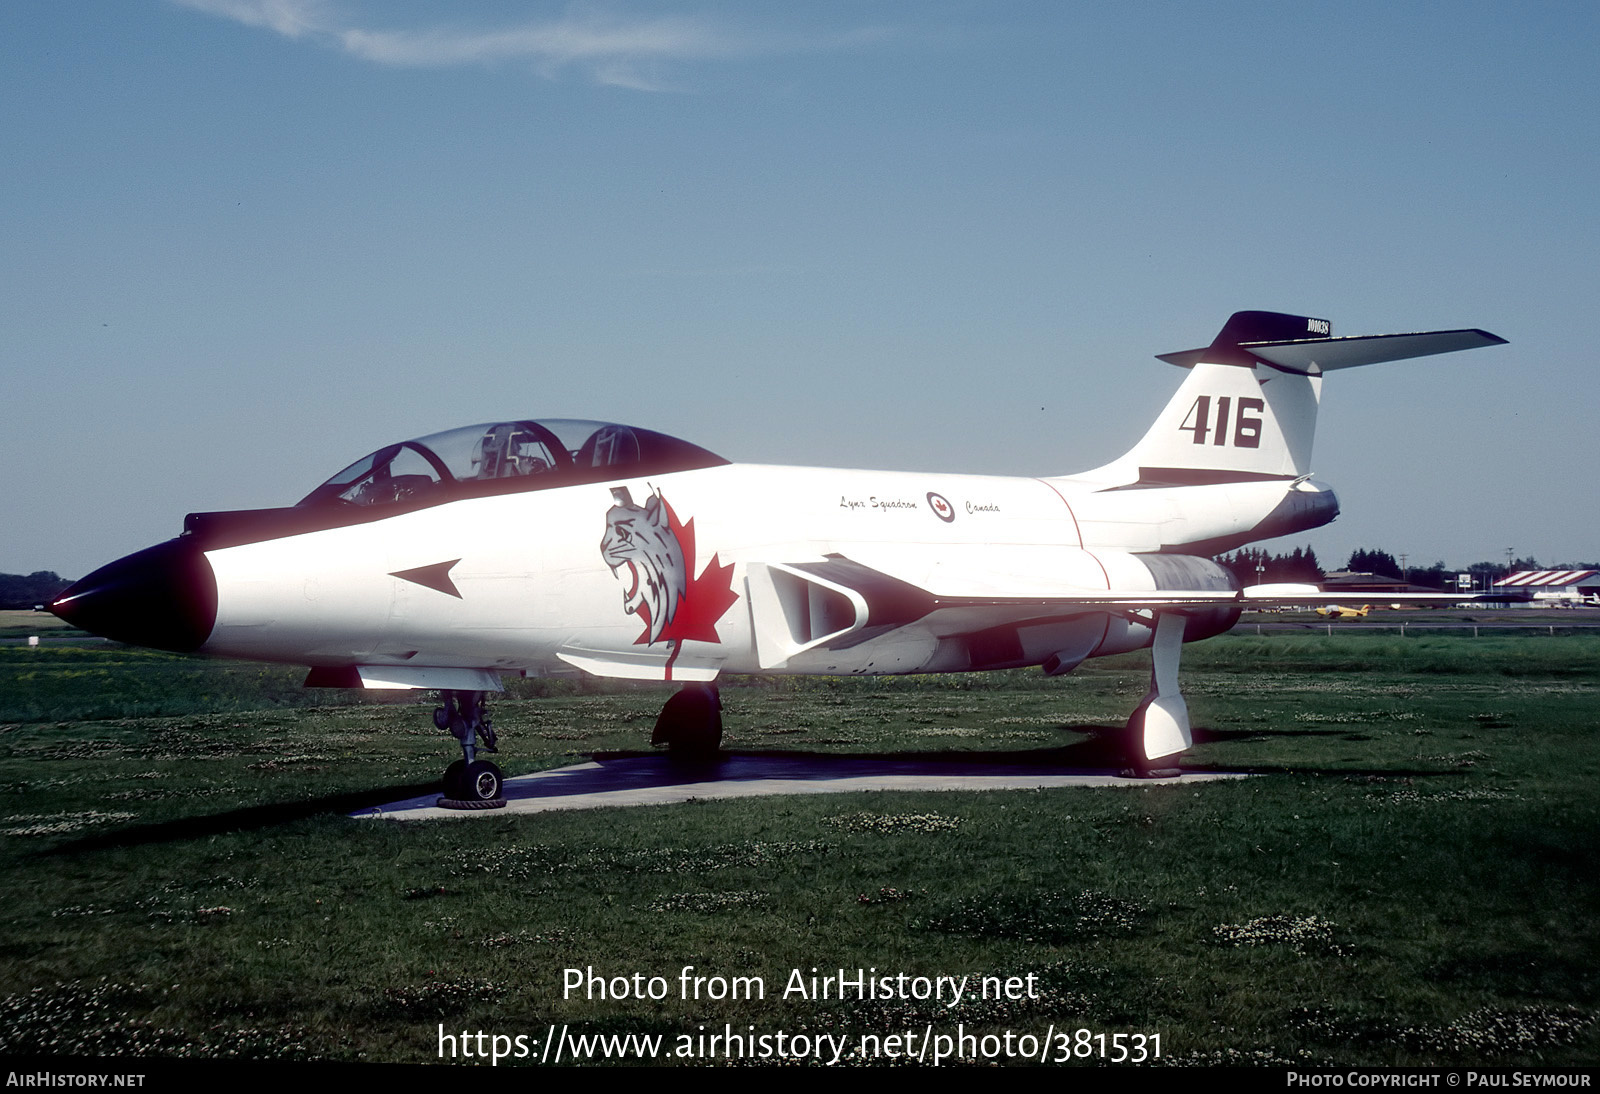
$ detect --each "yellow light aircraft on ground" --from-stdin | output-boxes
[1316,604,1373,619]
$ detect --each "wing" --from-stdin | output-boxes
[745,558,1476,670]
[743,553,1231,670]
[1237,582,1473,607]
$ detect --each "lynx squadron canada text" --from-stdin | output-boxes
[52,311,1507,802]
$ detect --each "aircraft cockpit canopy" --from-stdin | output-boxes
[297,419,728,509]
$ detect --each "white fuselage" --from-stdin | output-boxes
[198,462,1329,685]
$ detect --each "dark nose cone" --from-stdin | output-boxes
[49,539,217,653]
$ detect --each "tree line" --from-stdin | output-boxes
[1213,546,1325,585]
[0,572,71,610]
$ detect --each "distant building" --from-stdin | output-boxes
[1321,570,1421,595]
[1494,570,1600,606]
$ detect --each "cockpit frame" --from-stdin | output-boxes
[182,419,728,551]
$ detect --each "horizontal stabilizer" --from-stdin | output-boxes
[1158,328,1506,374]
[1088,310,1509,486]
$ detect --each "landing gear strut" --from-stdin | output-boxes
[1123,612,1191,778]
[435,689,505,807]
[652,683,723,755]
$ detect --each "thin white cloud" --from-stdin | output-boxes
[175,0,331,40]
[171,1,767,90]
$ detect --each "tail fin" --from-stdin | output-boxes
[1083,311,1506,486]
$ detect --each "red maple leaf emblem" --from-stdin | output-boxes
[633,497,739,647]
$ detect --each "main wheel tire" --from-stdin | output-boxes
[652,684,723,754]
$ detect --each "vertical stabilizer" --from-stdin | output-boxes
[1086,312,1328,485]
[1078,310,1505,487]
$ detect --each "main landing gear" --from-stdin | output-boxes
[1123,612,1192,778]
[435,689,506,808]
[652,683,723,755]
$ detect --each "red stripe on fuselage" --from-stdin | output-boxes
[1034,478,1084,548]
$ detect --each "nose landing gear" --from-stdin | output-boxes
[435,689,506,808]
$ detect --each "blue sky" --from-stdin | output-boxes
[4,1,1596,579]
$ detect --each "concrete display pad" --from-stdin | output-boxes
[355,753,1244,820]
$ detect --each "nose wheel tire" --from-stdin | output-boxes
[439,759,505,809]
[464,759,503,801]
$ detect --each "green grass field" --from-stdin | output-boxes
[1,632,1596,1066]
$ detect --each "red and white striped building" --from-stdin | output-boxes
[1494,570,1600,605]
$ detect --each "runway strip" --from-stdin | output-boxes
[355,753,1244,820]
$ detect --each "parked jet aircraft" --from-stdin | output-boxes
[50,311,1505,804]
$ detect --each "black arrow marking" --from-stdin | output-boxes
[389,559,463,599]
